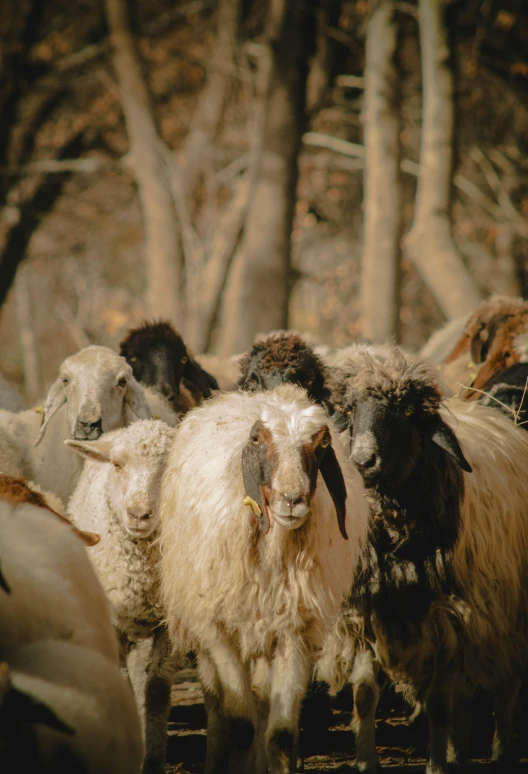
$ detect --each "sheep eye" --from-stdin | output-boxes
[320,436,330,449]
[113,461,122,471]
[117,377,127,388]
[181,355,188,364]
[129,357,137,363]
[403,406,414,417]
[345,408,352,417]
[252,437,260,445]
[62,377,69,386]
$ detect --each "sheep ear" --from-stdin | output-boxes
[184,357,218,398]
[0,562,10,594]
[241,441,269,534]
[431,420,472,473]
[34,379,66,446]
[331,410,350,433]
[319,444,348,540]
[124,377,151,421]
[65,438,113,464]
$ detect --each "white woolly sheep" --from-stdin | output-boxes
[0,345,158,502]
[327,349,528,774]
[0,475,143,773]
[67,419,178,774]
[160,384,369,774]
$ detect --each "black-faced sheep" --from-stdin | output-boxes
[160,385,369,774]
[120,320,219,414]
[238,332,331,408]
[326,349,528,774]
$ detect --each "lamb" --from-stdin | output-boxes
[67,419,178,774]
[120,320,219,414]
[159,384,370,774]
[0,345,153,502]
[326,349,528,773]
[238,332,332,408]
[0,475,143,773]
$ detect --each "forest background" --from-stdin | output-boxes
[0,0,526,403]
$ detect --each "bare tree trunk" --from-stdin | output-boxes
[105,0,181,326]
[180,0,241,201]
[404,0,482,319]
[217,0,309,356]
[15,266,41,404]
[361,0,401,343]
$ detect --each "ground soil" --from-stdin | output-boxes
[166,667,528,773]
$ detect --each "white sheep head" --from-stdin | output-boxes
[36,346,151,446]
[66,420,175,539]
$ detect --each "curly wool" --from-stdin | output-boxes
[326,348,443,417]
[238,333,329,402]
[68,419,174,638]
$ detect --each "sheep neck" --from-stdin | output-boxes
[352,443,464,646]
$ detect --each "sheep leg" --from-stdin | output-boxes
[266,637,311,774]
[425,688,450,774]
[141,626,177,774]
[447,692,472,767]
[251,656,271,774]
[350,648,381,773]
[491,673,521,763]
[206,637,257,774]
[198,651,229,774]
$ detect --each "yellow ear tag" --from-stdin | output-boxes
[243,495,262,517]
[34,406,43,415]
[467,360,478,387]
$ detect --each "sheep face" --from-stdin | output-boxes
[330,350,471,490]
[36,347,151,445]
[66,421,173,539]
[241,413,348,539]
[119,321,217,406]
[238,334,328,404]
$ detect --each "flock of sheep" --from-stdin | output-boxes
[2,293,528,774]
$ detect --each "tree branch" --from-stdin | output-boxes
[403,0,482,318]
[105,0,182,325]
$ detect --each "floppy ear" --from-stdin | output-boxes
[65,437,114,464]
[0,562,10,594]
[319,444,348,540]
[34,378,66,446]
[431,418,472,472]
[184,358,218,398]
[241,440,269,534]
[331,410,350,433]
[124,377,152,422]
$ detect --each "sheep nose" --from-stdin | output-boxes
[280,494,305,511]
[352,451,378,471]
[127,509,151,522]
[73,418,103,440]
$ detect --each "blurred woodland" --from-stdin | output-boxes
[0,0,527,402]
